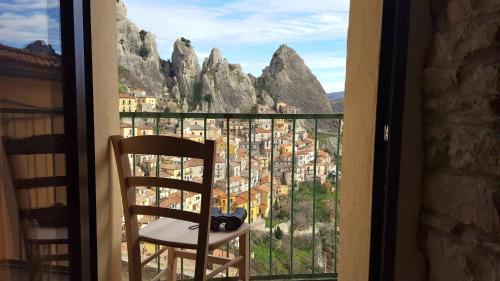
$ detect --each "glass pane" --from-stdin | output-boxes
[0,1,69,280]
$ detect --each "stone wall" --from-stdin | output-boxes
[419,0,500,280]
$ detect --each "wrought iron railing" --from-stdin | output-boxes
[119,112,343,280]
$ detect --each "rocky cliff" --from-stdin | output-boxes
[258,45,333,114]
[200,48,257,113]
[116,0,166,96]
[116,1,335,115]
[171,38,201,104]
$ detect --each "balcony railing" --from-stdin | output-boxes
[120,112,343,280]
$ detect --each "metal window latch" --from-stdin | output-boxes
[384,125,390,141]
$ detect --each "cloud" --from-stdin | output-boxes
[125,0,349,47]
[0,12,60,46]
[0,0,59,11]
[302,54,346,69]
[321,81,346,92]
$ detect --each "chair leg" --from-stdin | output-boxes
[166,247,177,281]
[238,231,250,281]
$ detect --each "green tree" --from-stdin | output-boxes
[139,46,149,58]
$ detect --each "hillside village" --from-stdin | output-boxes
[118,88,340,267]
[119,88,337,221]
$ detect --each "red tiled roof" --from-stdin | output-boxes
[0,44,61,77]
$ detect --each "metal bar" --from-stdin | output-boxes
[180,116,184,280]
[226,117,230,278]
[290,118,296,277]
[269,119,274,277]
[312,118,318,276]
[132,116,136,176]
[334,118,342,273]
[204,117,207,142]
[248,118,252,223]
[119,112,343,120]
[155,116,160,273]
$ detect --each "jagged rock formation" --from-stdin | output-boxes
[171,38,201,103]
[24,40,58,57]
[200,48,256,113]
[258,45,333,114]
[116,0,166,96]
[116,1,335,115]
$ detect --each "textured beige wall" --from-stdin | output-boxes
[339,0,383,280]
[90,0,122,279]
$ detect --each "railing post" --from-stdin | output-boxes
[334,117,342,274]
[312,118,319,276]
[180,115,184,279]
[226,116,230,278]
[290,118,296,277]
[269,118,274,277]
[155,115,161,273]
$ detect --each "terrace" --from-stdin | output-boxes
[118,112,343,280]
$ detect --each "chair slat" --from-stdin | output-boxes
[13,176,66,190]
[3,134,65,155]
[19,205,68,220]
[119,135,207,159]
[127,176,202,193]
[129,205,200,223]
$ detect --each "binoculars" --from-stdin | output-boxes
[211,207,247,232]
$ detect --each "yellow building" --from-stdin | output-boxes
[118,94,137,112]
[137,96,156,112]
[234,194,259,223]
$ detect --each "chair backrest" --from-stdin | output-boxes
[2,134,69,241]
[110,135,216,279]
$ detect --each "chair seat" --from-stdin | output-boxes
[25,224,68,243]
[139,217,250,250]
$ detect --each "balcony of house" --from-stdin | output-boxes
[0,108,342,281]
[117,111,344,280]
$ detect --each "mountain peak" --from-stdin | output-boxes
[259,44,332,115]
[24,40,57,57]
[172,37,201,102]
[207,48,223,66]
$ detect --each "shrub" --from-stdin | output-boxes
[139,30,147,41]
[180,37,191,47]
[139,46,149,58]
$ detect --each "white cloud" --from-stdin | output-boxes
[0,12,59,45]
[321,81,346,92]
[125,0,349,47]
[302,54,346,69]
[0,0,59,11]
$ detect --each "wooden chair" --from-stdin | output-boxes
[3,134,70,281]
[111,135,250,281]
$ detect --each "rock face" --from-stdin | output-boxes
[116,2,335,115]
[200,48,257,113]
[116,0,166,95]
[171,38,201,103]
[259,45,333,114]
[24,40,57,57]
[419,0,500,280]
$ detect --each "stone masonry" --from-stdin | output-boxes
[419,0,500,280]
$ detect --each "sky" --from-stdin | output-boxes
[0,0,61,52]
[0,0,350,92]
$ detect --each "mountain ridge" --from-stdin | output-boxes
[116,0,339,114]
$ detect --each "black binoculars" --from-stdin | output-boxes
[210,207,247,232]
